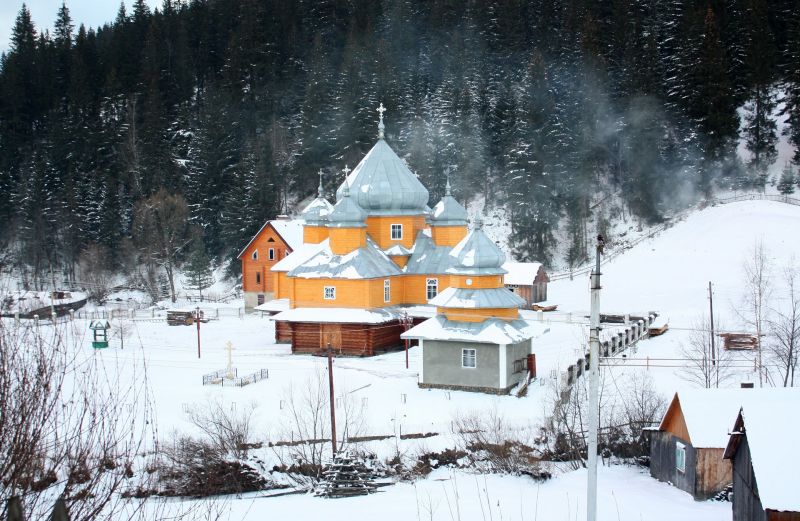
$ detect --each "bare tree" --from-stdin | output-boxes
[768,264,800,386]
[740,240,772,386]
[78,242,115,303]
[132,189,191,303]
[679,316,735,388]
[186,399,258,459]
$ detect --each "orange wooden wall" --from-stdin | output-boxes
[240,224,292,293]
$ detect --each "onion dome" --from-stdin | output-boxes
[335,107,429,216]
[431,179,468,226]
[447,213,506,275]
[327,182,367,228]
[301,176,334,225]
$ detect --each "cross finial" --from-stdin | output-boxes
[473,211,484,230]
[342,164,351,177]
[318,169,324,197]
[445,176,452,197]
[377,103,386,139]
[341,166,351,197]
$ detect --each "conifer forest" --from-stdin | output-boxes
[1,0,799,285]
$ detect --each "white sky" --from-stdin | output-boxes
[1,0,161,55]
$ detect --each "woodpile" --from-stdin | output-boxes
[719,333,758,351]
[314,451,377,498]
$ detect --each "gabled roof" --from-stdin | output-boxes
[429,287,526,309]
[271,241,329,273]
[723,389,800,513]
[287,238,401,279]
[401,315,545,345]
[404,232,456,275]
[271,307,399,324]
[237,219,304,259]
[502,262,545,285]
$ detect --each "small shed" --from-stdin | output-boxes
[501,262,549,308]
[650,389,747,500]
[723,391,800,521]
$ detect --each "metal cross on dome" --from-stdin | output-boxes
[342,165,351,177]
[377,103,386,138]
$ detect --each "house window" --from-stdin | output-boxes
[256,272,261,284]
[513,359,525,373]
[675,442,686,473]
[269,248,275,260]
[426,278,438,300]
[324,286,336,300]
[252,250,258,260]
[462,348,477,368]
[384,279,391,303]
[391,224,403,240]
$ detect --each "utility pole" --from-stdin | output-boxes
[327,343,338,457]
[402,312,411,369]
[587,235,604,521]
[708,282,717,388]
[195,306,201,359]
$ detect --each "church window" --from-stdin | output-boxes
[391,224,403,240]
[256,272,261,284]
[252,250,258,260]
[426,278,438,300]
[384,280,391,302]
[269,248,275,260]
[324,286,336,300]
[462,348,477,368]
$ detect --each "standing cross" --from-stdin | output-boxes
[225,341,235,379]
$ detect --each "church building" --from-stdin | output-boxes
[265,105,539,366]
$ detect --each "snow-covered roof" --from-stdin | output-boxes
[431,179,468,226]
[428,287,526,309]
[502,262,544,286]
[271,307,399,324]
[404,233,456,275]
[271,241,329,272]
[254,298,290,313]
[328,184,367,227]
[384,244,413,256]
[732,390,800,512]
[287,238,401,279]
[446,213,506,275]
[401,315,546,345]
[300,195,334,225]
[335,138,429,216]
[237,219,304,258]
[660,388,799,449]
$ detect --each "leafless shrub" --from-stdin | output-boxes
[77,243,114,303]
[0,319,159,520]
[452,409,548,479]
[186,399,257,459]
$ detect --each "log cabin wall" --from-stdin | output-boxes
[281,321,405,356]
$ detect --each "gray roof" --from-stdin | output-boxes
[446,213,507,275]
[335,139,429,215]
[404,232,457,275]
[301,196,334,225]
[328,184,367,227]
[428,287,525,308]
[287,238,401,279]
[401,315,541,344]
[431,179,468,226]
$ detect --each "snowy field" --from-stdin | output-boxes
[30,199,800,520]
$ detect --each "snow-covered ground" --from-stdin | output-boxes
[22,199,800,520]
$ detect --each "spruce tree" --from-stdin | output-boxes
[184,237,215,301]
[777,164,796,195]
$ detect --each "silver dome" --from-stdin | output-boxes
[431,179,468,226]
[328,184,367,228]
[335,139,429,216]
[447,213,507,275]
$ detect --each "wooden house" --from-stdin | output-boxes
[724,391,800,521]
[502,262,549,308]
[650,390,742,500]
[238,217,304,310]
